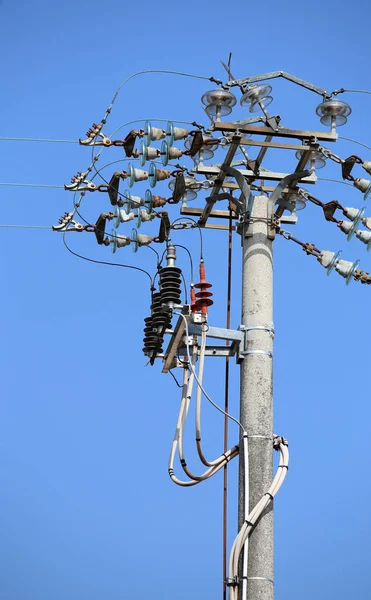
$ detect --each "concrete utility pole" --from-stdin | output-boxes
[239,195,274,600]
[65,66,371,600]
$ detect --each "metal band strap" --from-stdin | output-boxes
[246,577,274,585]
[241,325,275,335]
[240,349,273,358]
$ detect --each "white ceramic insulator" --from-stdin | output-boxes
[339,220,353,235]
[140,211,155,222]
[120,211,135,222]
[363,161,371,175]
[173,127,189,140]
[362,216,371,230]
[116,235,131,248]
[132,168,148,182]
[354,178,371,193]
[355,230,371,245]
[335,259,354,278]
[317,250,336,268]
[343,207,359,221]
[137,233,153,246]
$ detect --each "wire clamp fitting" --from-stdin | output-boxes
[273,435,288,449]
[226,576,239,587]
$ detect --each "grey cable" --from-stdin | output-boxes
[340,89,371,95]
[0,182,64,189]
[175,312,243,430]
[0,137,78,143]
[105,70,219,121]
[317,177,354,187]
[339,136,371,152]
[0,224,52,229]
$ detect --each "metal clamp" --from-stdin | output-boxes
[239,325,275,335]
[246,577,274,585]
[240,349,273,358]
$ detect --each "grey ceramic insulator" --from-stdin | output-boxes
[318,250,336,268]
[116,235,130,248]
[362,217,371,231]
[335,259,354,278]
[339,220,353,235]
[363,161,371,175]
[355,230,371,245]
[343,207,359,221]
[354,178,371,193]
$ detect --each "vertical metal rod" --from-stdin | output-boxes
[222,209,233,600]
[239,195,274,600]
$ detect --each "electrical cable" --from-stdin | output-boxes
[168,369,183,388]
[175,312,243,430]
[71,116,188,216]
[62,233,154,287]
[172,244,194,285]
[338,89,371,95]
[102,70,221,125]
[180,270,189,305]
[0,182,64,189]
[222,209,233,600]
[339,136,371,152]
[168,357,238,487]
[228,438,289,600]
[317,177,354,187]
[0,224,52,229]
[0,137,78,143]
[171,217,204,260]
[168,365,237,487]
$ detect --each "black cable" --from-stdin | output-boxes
[171,217,204,260]
[62,233,154,287]
[169,369,183,388]
[173,244,194,284]
[180,271,189,305]
[72,200,161,264]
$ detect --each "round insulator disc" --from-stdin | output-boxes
[160,280,182,288]
[194,281,212,289]
[159,266,182,275]
[160,279,182,287]
[195,291,213,298]
[194,298,213,308]
[143,339,159,347]
[144,326,154,333]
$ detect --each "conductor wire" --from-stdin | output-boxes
[222,208,233,600]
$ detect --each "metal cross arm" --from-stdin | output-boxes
[212,122,338,143]
[271,170,311,218]
[225,70,329,97]
[198,136,241,227]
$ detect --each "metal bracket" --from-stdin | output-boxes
[162,314,276,370]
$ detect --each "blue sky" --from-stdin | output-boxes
[1,1,371,599]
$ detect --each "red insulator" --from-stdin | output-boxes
[193,261,213,314]
[190,285,197,312]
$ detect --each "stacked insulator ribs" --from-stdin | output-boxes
[142,245,183,359]
[142,292,171,357]
[159,265,182,307]
[192,261,213,314]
